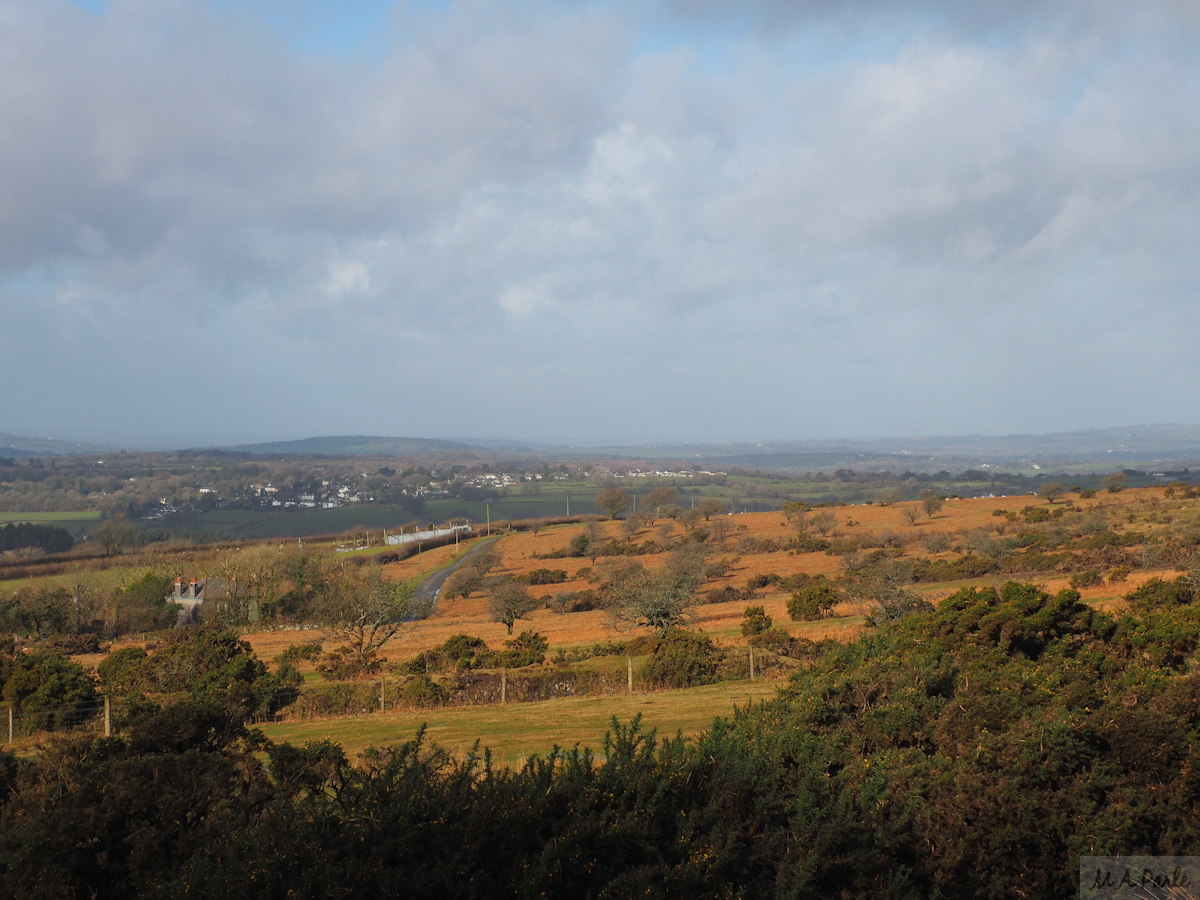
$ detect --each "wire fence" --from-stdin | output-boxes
[4,696,113,745]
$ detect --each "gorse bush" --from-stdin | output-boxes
[6,580,1200,899]
[639,629,721,689]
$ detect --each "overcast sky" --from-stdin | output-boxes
[2,0,1198,447]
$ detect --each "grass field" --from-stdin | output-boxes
[0,511,101,530]
[259,678,782,764]
[163,498,599,538]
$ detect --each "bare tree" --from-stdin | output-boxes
[902,505,922,527]
[594,487,633,519]
[1038,482,1066,504]
[90,517,138,557]
[619,514,643,541]
[783,502,809,533]
[489,579,535,634]
[318,563,424,664]
[920,490,944,519]
[608,547,706,633]
[644,487,679,521]
[810,510,838,537]
[708,516,731,547]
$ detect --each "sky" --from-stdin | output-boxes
[2,0,1199,447]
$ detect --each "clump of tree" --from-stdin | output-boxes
[643,487,680,521]
[0,522,74,555]
[1,644,97,732]
[88,516,139,557]
[97,627,300,720]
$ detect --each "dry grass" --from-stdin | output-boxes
[234,488,1180,665]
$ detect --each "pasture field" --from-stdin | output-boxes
[162,497,593,538]
[258,678,781,763]
[0,511,101,530]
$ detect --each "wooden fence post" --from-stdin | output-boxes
[749,648,755,682]
[380,676,386,713]
[104,695,111,738]
[501,668,507,704]
[7,705,12,744]
[627,656,633,694]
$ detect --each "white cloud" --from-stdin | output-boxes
[326,260,371,296]
[2,0,1199,442]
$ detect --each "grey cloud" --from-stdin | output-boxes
[2,0,1199,443]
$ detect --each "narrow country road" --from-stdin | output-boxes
[413,535,499,612]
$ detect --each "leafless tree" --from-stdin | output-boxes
[489,579,536,634]
[318,563,424,664]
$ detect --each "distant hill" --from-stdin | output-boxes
[557,425,1200,473]
[0,432,112,457]
[226,435,480,456]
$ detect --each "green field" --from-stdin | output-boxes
[165,507,427,538]
[259,679,781,765]
[0,511,101,531]
[161,498,599,538]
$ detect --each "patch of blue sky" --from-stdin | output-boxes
[631,8,936,78]
[4,268,57,299]
[207,0,401,61]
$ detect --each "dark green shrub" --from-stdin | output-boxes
[491,630,548,668]
[788,533,831,553]
[520,568,568,585]
[45,633,101,654]
[700,585,752,605]
[275,641,323,666]
[640,629,721,689]
[740,605,772,637]
[440,633,494,670]
[549,590,602,613]
[1124,576,1194,614]
[748,628,818,660]
[787,582,839,621]
[97,646,148,693]
[1,648,98,730]
[1068,570,1103,589]
[317,647,382,681]
[402,675,447,708]
[746,573,781,591]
